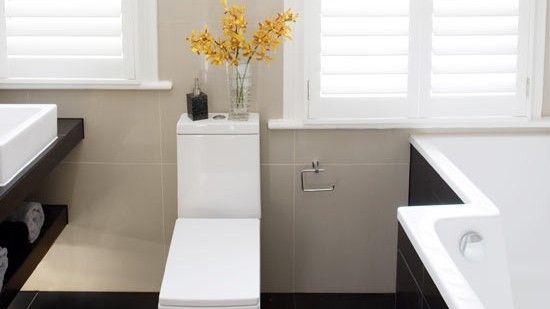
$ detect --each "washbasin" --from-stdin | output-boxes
[0,104,57,186]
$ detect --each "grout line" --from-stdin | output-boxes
[26,291,39,309]
[260,163,294,166]
[398,250,425,299]
[291,130,296,293]
[260,162,410,166]
[62,161,408,167]
[156,90,168,263]
[293,162,410,167]
[62,161,165,166]
[158,21,193,25]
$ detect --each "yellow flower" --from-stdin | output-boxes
[187,0,298,67]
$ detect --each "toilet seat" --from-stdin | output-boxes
[159,218,260,309]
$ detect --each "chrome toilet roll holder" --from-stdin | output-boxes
[300,161,336,192]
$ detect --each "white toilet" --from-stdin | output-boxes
[159,113,261,309]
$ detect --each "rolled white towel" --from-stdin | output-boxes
[0,248,7,291]
[7,202,45,243]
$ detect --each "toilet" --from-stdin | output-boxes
[159,113,261,309]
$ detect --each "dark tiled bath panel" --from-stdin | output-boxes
[396,145,461,309]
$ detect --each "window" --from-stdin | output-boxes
[0,0,170,89]
[279,0,547,127]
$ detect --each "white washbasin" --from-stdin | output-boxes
[0,104,57,186]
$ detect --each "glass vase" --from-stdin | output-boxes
[226,62,252,121]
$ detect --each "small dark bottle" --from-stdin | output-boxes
[186,78,208,121]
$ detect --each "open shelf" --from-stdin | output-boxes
[0,118,83,308]
[0,205,68,308]
[0,119,84,223]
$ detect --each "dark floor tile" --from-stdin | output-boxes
[29,292,158,309]
[8,291,38,309]
[261,293,295,309]
[295,293,395,309]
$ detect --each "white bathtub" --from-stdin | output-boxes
[398,133,550,309]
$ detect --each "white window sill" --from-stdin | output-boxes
[268,117,550,130]
[0,80,173,90]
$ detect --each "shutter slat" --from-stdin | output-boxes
[434,0,518,16]
[322,17,409,36]
[434,17,518,35]
[432,36,518,55]
[7,37,122,56]
[432,73,516,94]
[6,17,122,36]
[7,57,125,79]
[322,56,408,74]
[322,74,408,95]
[322,36,409,56]
[5,0,121,17]
[322,0,409,17]
[432,55,517,74]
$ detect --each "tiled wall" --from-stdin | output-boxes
[0,0,548,294]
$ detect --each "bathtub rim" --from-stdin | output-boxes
[398,134,507,309]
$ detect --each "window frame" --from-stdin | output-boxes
[275,0,547,129]
[0,0,171,90]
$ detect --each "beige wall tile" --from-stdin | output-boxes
[261,164,295,292]
[257,57,284,120]
[0,90,28,103]
[260,124,294,164]
[24,225,165,292]
[90,91,162,163]
[158,0,222,24]
[162,164,178,250]
[295,130,411,165]
[34,163,164,243]
[29,90,162,163]
[294,164,409,293]
[26,162,165,291]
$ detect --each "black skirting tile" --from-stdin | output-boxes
[294,293,395,309]
[8,291,38,309]
[16,292,397,309]
[261,293,295,309]
[29,292,158,309]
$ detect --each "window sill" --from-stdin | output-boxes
[0,80,173,90]
[268,117,550,130]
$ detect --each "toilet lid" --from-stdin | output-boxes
[159,218,260,307]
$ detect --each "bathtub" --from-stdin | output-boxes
[398,133,550,309]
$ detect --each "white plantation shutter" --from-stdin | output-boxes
[305,0,532,120]
[310,0,411,119]
[426,0,526,117]
[0,0,135,80]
